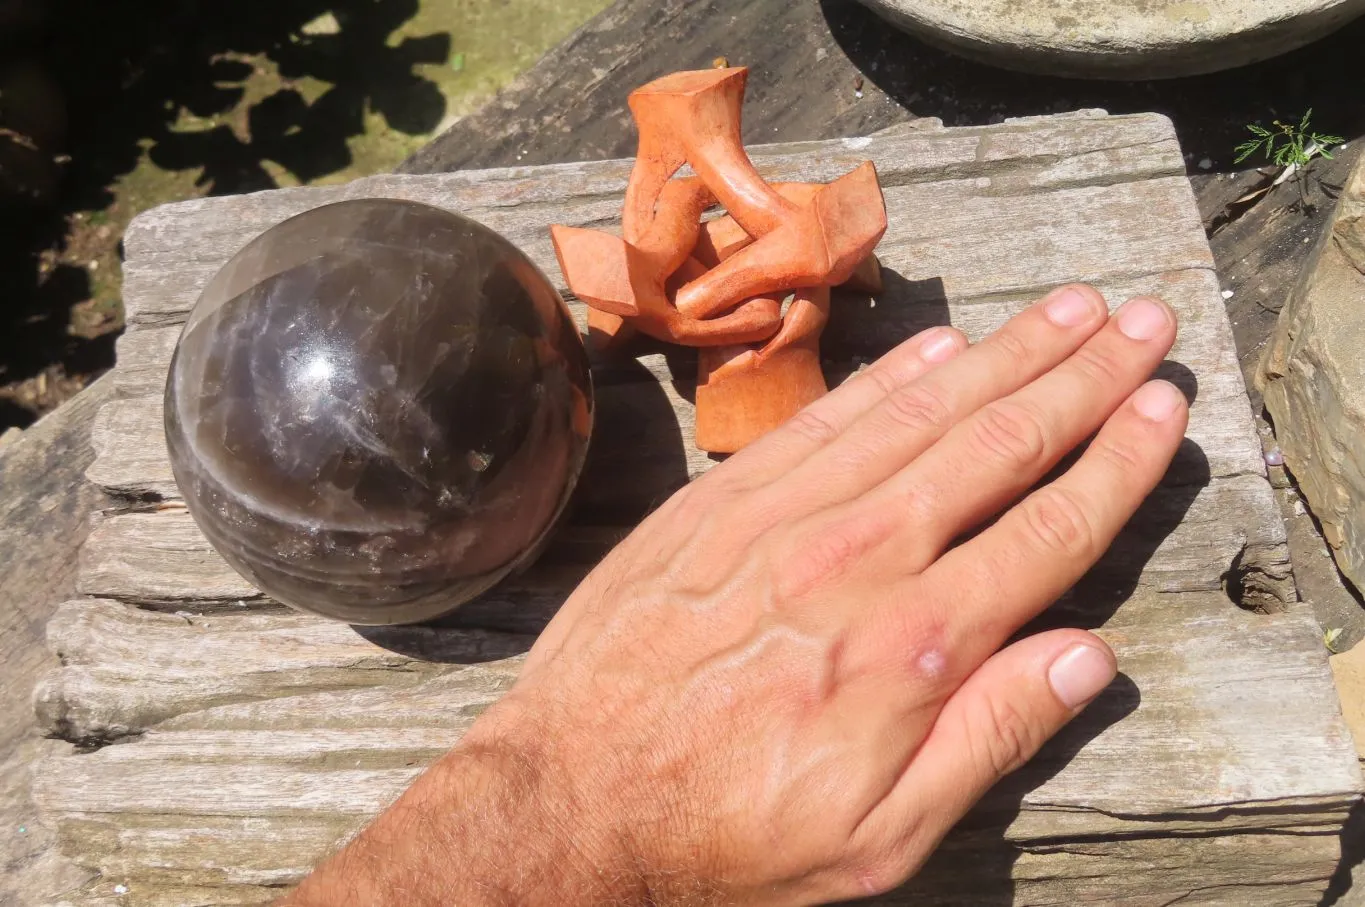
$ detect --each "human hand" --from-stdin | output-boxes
[283,284,1186,906]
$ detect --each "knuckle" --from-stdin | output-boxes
[1093,435,1145,474]
[786,408,843,446]
[883,382,953,433]
[977,696,1045,777]
[775,518,878,605]
[862,364,906,397]
[662,481,723,528]
[988,328,1032,368]
[804,527,863,584]
[848,848,914,898]
[1068,343,1126,387]
[1019,487,1097,559]
[970,401,1048,469]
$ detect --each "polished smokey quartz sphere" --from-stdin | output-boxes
[165,198,593,625]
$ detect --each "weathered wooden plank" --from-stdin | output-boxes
[118,268,1234,378]
[121,177,1210,330]
[42,824,1347,906]
[30,594,1358,905]
[33,747,1353,850]
[56,813,360,892]
[41,763,424,819]
[0,379,114,907]
[70,470,1291,627]
[0,376,114,758]
[42,806,1329,903]
[911,832,1344,906]
[111,328,180,399]
[38,595,1358,819]
[96,373,717,504]
[90,365,1260,509]
[77,510,261,605]
[86,402,173,502]
[73,509,599,619]
[34,585,1254,745]
[119,114,1180,265]
[117,158,1204,331]
[35,599,528,741]
[45,599,532,673]
[91,266,1264,506]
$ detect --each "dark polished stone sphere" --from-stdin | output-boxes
[165,198,592,625]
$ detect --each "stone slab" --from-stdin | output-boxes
[853,0,1365,79]
[1259,156,1365,600]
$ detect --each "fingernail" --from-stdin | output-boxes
[1132,380,1185,422]
[1044,288,1100,327]
[1048,644,1116,710]
[920,329,961,363]
[1116,298,1171,341]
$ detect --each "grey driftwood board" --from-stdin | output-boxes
[31,113,1363,906]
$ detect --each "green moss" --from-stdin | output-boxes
[407,0,611,120]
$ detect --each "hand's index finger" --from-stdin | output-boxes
[719,324,967,487]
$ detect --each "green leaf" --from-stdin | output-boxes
[1234,139,1264,164]
[1237,110,1343,173]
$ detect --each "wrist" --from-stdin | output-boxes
[281,712,644,907]
[435,725,646,906]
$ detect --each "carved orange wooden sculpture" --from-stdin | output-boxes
[550,66,888,454]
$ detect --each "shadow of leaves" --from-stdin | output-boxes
[1,0,451,428]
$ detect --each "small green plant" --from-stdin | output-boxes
[1326,627,1345,654]
[1236,110,1344,208]
[1236,109,1343,167]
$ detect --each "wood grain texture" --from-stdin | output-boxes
[70,473,1293,624]
[95,266,1265,501]
[0,380,113,907]
[116,115,1189,328]
[0,376,113,757]
[35,113,1363,904]
[31,595,1360,904]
